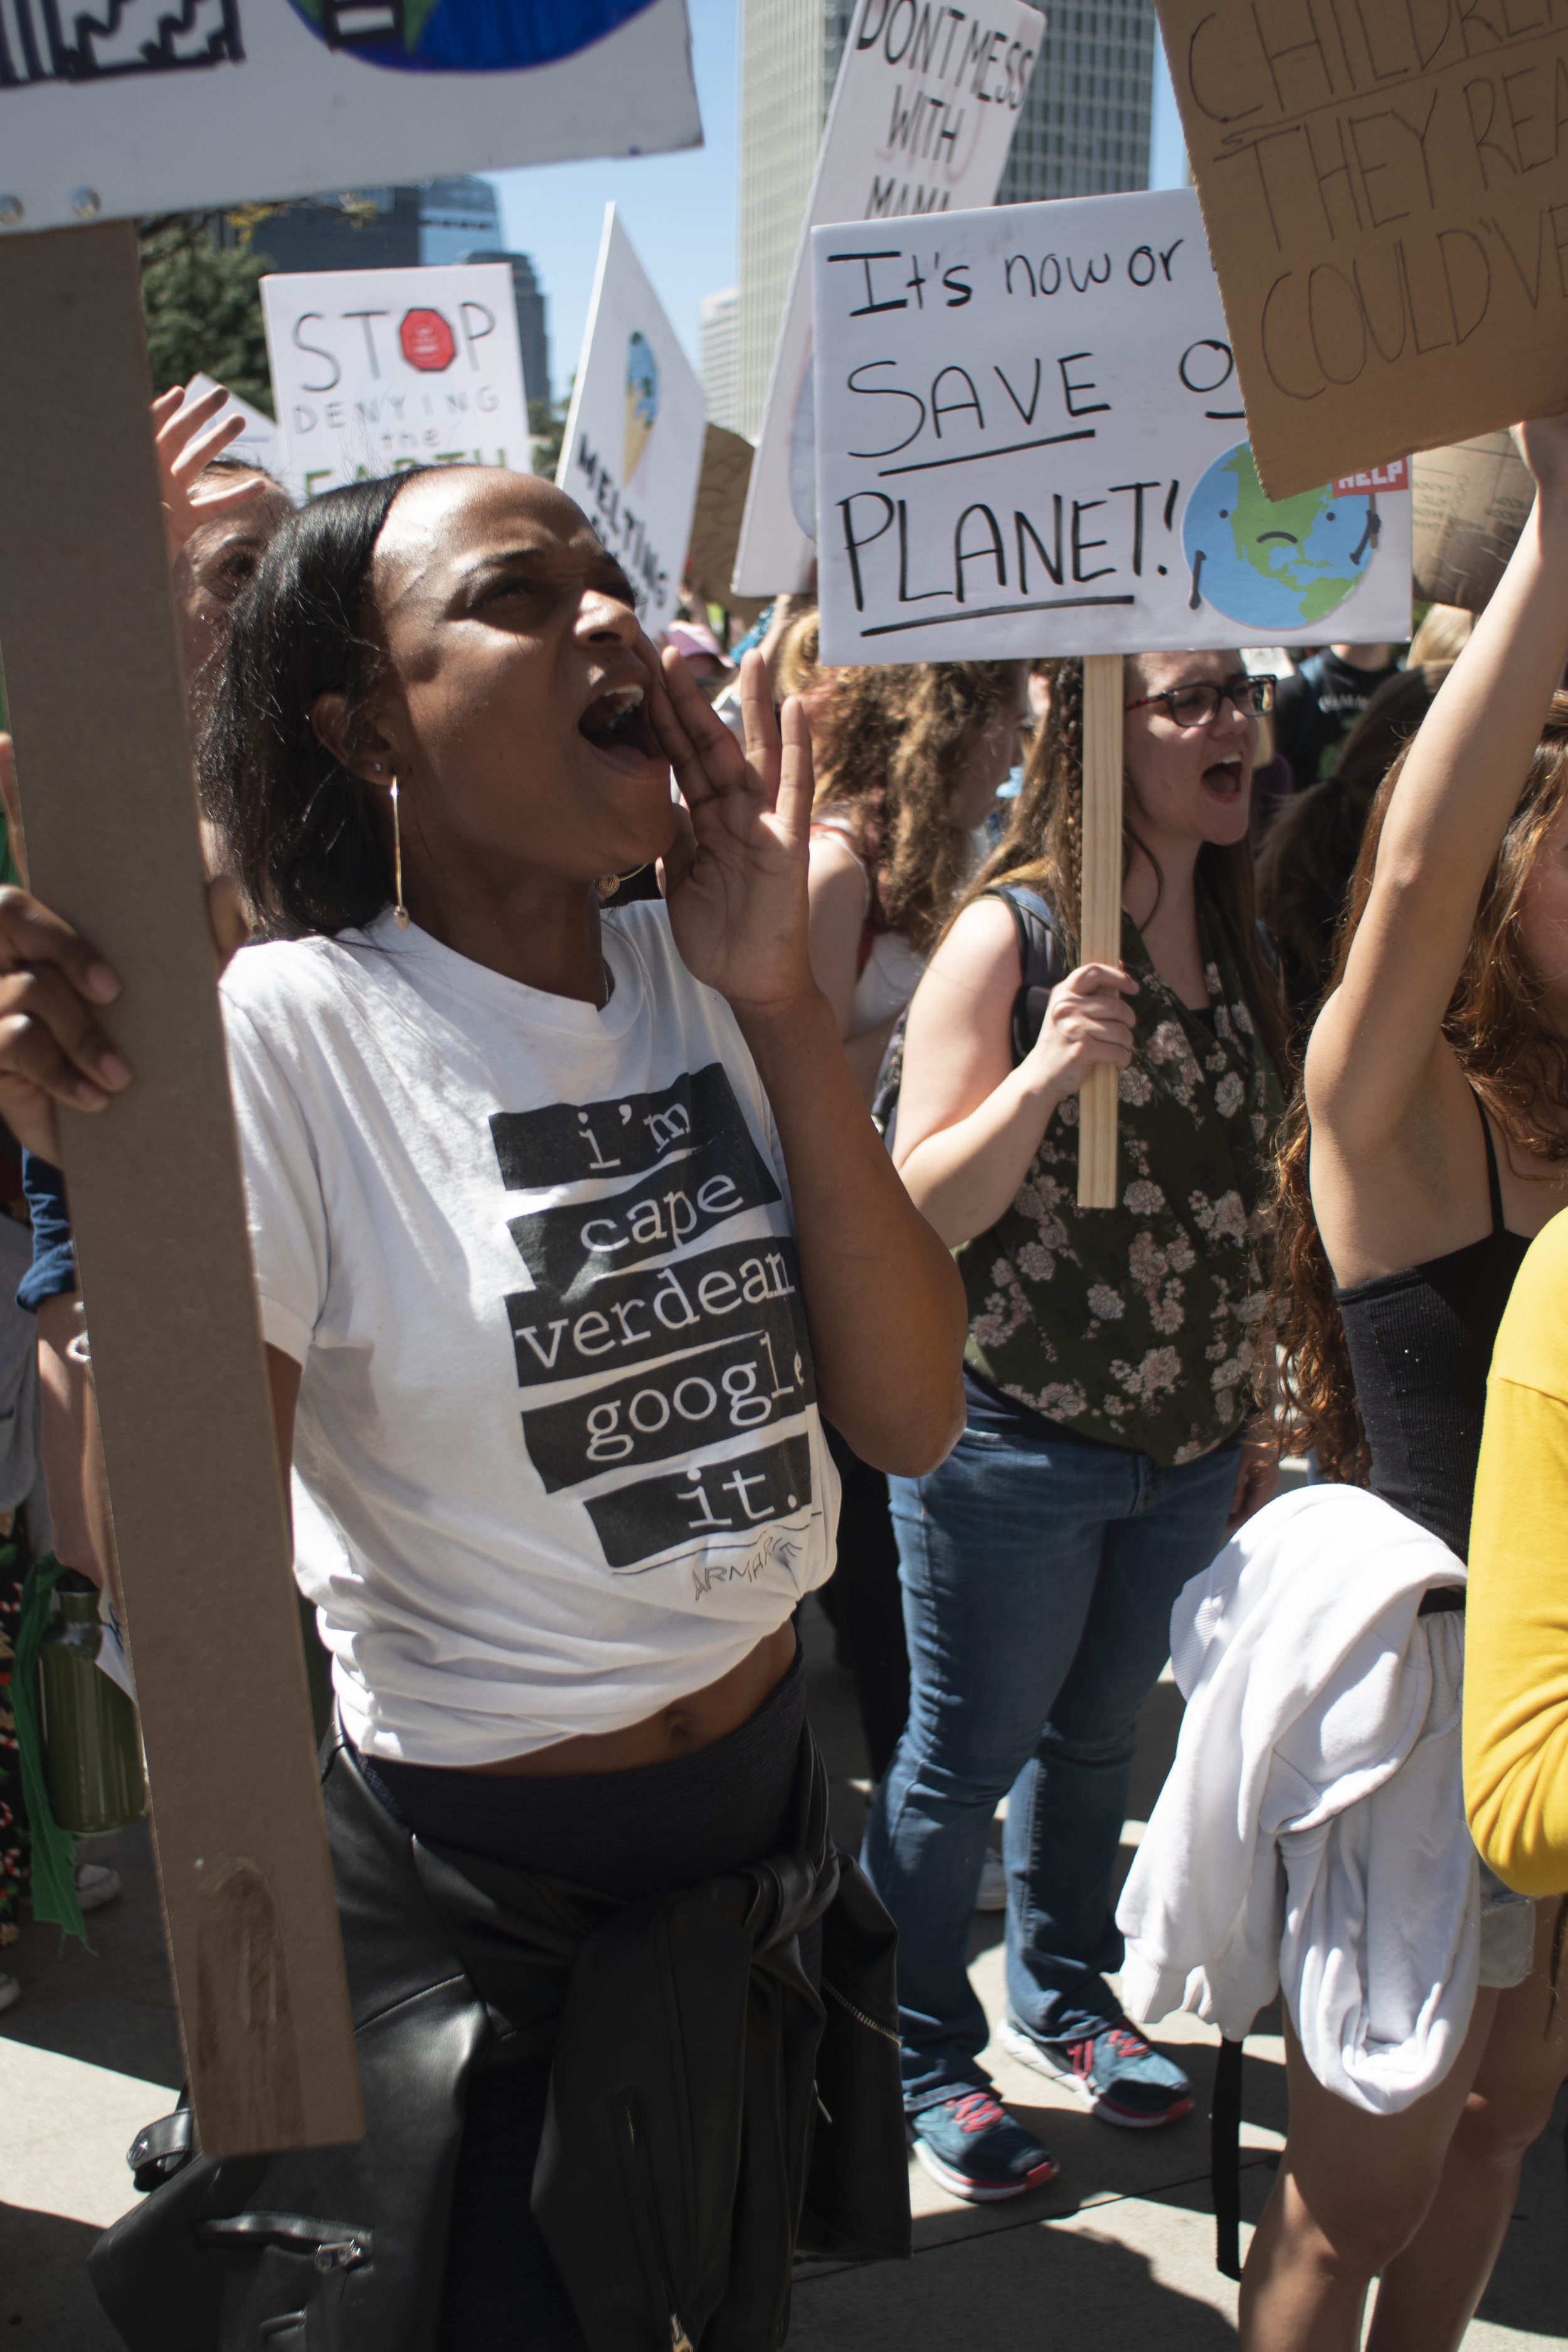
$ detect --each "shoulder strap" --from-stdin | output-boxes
[983,884,1071,1063]
[1471,1087,1506,1235]
[982,884,1069,986]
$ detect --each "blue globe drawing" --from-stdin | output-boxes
[285,0,658,75]
[1182,443,1380,633]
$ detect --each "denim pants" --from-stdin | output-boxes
[862,1421,1240,2110]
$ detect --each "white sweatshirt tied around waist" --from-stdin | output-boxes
[1116,1484,1479,2116]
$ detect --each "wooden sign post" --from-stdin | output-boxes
[0,0,702,2165]
[0,224,362,2157]
[1077,655,1123,1210]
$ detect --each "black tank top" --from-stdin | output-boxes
[1335,1094,1529,1560]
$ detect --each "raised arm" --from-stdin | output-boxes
[649,648,966,1474]
[892,898,1135,1248]
[1308,415,1568,1148]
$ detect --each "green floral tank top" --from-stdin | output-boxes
[960,887,1285,1466]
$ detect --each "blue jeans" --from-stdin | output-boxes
[862,1422,1239,2110]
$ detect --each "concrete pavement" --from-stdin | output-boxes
[2,1597,1564,2346]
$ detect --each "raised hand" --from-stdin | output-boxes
[152,383,268,560]
[1025,961,1138,1098]
[645,645,817,1018]
[1515,410,1568,502]
[0,874,127,1162]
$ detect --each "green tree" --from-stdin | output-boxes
[529,393,571,479]
[138,217,273,414]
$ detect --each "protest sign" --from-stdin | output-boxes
[0,0,699,233]
[558,206,706,630]
[1155,0,1568,501]
[263,262,531,500]
[182,373,285,484]
[686,423,766,627]
[1412,432,1536,614]
[812,188,1412,666]
[731,0,1042,596]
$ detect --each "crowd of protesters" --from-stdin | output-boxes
[0,383,1565,2352]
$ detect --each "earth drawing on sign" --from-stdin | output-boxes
[282,0,657,74]
[624,332,659,485]
[1183,444,1378,633]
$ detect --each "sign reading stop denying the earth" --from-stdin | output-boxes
[261,260,534,501]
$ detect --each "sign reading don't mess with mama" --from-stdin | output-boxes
[812,188,1412,664]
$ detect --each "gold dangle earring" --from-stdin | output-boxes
[389,775,410,930]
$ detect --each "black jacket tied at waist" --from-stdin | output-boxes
[90,1717,911,2352]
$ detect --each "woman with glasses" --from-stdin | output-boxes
[861,649,1290,2203]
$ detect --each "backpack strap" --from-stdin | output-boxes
[983,884,1072,1064]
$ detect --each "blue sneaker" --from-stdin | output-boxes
[908,2087,1059,2203]
[998,2012,1193,2129]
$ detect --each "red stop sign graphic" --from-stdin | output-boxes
[400,309,457,373]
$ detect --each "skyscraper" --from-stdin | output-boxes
[998,0,1155,205]
[699,289,742,435]
[418,175,503,265]
[734,0,1155,438]
[491,252,552,412]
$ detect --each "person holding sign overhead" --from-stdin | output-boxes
[861,645,1288,2201]
[1257,413,1568,2352]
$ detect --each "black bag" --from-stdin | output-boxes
[869,882,1071,1147]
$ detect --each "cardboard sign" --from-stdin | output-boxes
[557,207,706,630]
[731,0,1042,597]
[0,0,700,233]
[812,188,1412,665]
[0,221,361,2156]
[1155,0,1568,501]
[262,263,531,500]
[182,373,286,486]
[1412,432,1536,614]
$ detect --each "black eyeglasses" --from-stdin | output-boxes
[1125,674,1276,728]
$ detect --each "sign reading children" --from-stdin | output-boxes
[558,206,706,629]
[811,188,1412,665]
[262,262,533,500]
[1155,0,1568,499]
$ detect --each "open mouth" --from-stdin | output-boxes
[1203,754,1246,799]
[578,682,664,775]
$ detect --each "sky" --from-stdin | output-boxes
[487,0,737,402]
[488,4,1190,404]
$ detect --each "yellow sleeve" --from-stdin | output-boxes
[1465,1219,1568,1895]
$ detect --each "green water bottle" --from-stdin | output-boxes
[38,1585,146,1836]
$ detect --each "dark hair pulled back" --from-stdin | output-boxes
[201,472,420,937]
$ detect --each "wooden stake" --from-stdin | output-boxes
[1078,654,1124,1210]
[0,223,361,2155]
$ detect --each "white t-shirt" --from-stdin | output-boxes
[220,902,837,1767]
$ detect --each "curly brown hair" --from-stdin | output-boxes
[812,659,1022,954]
[1256,665,1450,1040]
[1270,691,1568,1480]
[950,655,1291,1076]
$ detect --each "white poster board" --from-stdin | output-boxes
[261,262,531,500]
[812,189,1412,664]
[183,373,285,486]
[0,0,700,234]
[557,206,706,630]
[731,0,1042,597]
